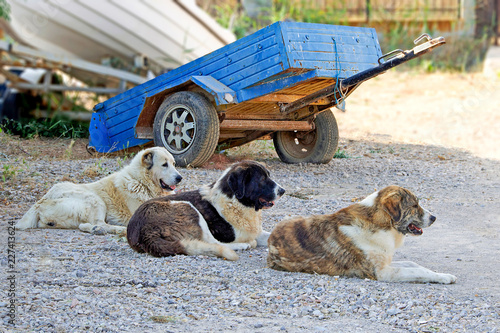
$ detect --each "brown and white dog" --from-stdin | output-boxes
[127,161,285,260]
[267,185,456,284]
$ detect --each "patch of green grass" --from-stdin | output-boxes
[333,149,349,159]
[116,154,133,169]
[2,164,19,182]
[95,159,111,175]
[0,116,89,139]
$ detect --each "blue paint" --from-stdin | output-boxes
[190,76,237,105]
[89,22,382,153]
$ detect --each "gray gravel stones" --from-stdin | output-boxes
[1,142,499,332]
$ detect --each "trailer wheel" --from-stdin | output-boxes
[273,111,339,164]
[153,91,219,167]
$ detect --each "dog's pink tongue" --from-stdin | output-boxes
[259,198,274,208]
[409,224,423,235]
[170,185,176,190]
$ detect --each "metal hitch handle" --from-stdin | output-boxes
[414,33,431,44]
[377,33,444,65]
[378,49,404,65]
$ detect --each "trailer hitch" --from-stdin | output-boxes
[279,34,445,116]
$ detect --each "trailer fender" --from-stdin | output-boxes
[189,76,238,105]
[135,76,236,139]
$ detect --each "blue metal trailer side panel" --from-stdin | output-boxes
[89,22,383,153]
[281,22,382,77]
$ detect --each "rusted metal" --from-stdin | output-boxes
[222,113,284,120]
[135,93,167,139]
[278,82,342,116]
[247,93,330,104]
[136,127,154,139]
[279,82,344,116]
[220,119,314,131]
[221,130,272,149]
[219,132,247,139]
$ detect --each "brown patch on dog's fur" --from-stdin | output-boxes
[267,186,455,283]
[128,200,201,257]
[268,210,378,279]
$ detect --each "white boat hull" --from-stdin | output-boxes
[8,0,235,74]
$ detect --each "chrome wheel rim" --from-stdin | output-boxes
[160,104,196,154]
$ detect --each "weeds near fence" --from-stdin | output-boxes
[377,23,490,72]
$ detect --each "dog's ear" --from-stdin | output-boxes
[142,151,154,170]
[228,167,246,199]
[382,193,402,222]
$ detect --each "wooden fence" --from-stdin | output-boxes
[198,0,463,31]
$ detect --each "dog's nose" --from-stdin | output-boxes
[175,175,183,183]
[430,215,436,224]
[278,187,285,197]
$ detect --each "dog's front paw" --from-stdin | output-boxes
[221,247,239,261]
[91,225,107,235]
[435,273,457,284]
[228,242,252,251]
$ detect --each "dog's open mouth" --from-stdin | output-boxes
[408,223,423,235]
[160,179,176,191]
[259,198,275,209]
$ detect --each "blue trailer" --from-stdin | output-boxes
[88,21,444,167]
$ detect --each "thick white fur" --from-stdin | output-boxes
[359,191,378,207]
[16,147,181,235]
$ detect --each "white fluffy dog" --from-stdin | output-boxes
[16,147,182,235]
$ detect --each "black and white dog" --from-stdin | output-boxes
[127,161,285,260]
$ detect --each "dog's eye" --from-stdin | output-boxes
[162,162,169,168]
[47,222,55,227]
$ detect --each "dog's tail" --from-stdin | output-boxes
[16,204,39,230]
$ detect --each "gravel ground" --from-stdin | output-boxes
[1,135,499,333]
[1,71,499,332]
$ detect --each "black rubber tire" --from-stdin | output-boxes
[273,111,339,164]
[153,91,219,167]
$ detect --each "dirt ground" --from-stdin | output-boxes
[336,71,500,161]
[1,70,499,332]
